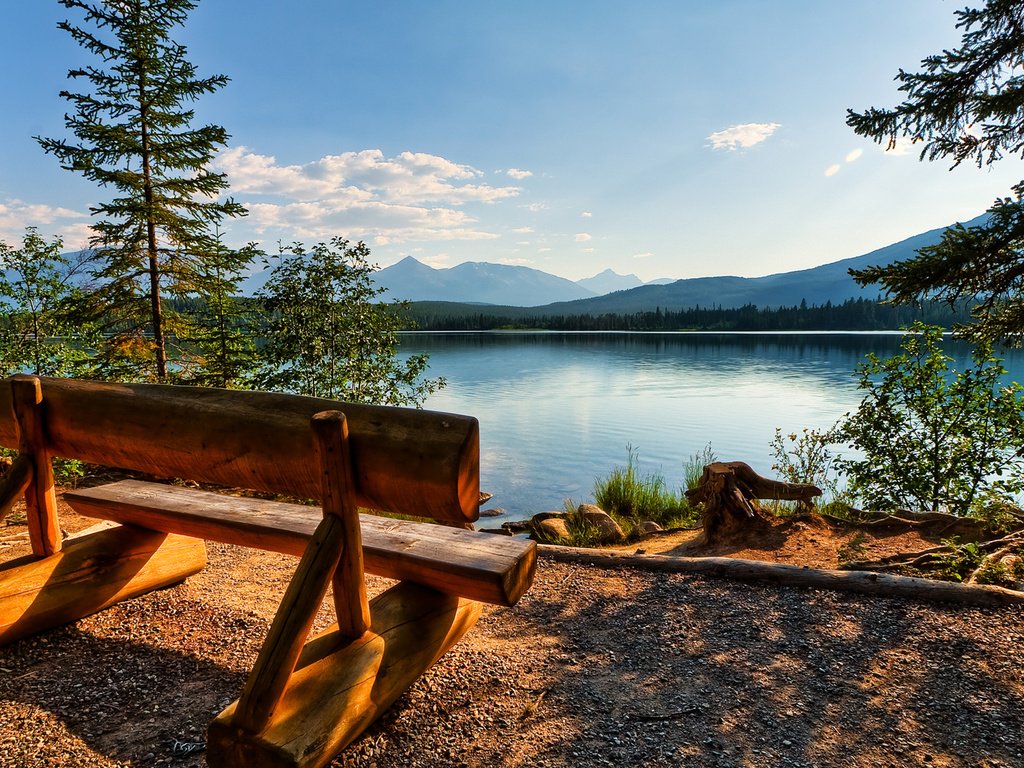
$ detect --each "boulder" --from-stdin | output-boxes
[577,504,625,544]
[479,507,505,518]
[534,517,571,543]
[638,520,663,536]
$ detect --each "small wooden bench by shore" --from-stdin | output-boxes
[0,375,536,768]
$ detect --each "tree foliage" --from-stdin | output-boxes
[0,228,97,377]
[36,0,249,380]
[837,324,1024,515]
[847,1,1024,345]
[176,230,260,388]
[255,238,445,406]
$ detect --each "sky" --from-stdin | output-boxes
[1,1,1021,283]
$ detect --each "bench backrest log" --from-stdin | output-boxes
[0,377,480,524]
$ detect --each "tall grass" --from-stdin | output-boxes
[593,446,703,529]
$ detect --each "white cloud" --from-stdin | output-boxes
[497,257,535,266]
[581,211,592,218]
[883,136,919,156]
[521,202,549,212]
[824,163,842,177]
[506,168,533,180]
[511,226,534,234]
[0,199,92,249]
[582,247,594,253]
[538,247,552,252]
[574,232,592,242]
[632,251,653,259]
[707,122,781,150]
[845,148,864,163]
[214,146,522,245]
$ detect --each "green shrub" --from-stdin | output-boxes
[933,538,984,582]
[837,323,1024,516]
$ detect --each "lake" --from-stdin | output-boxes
[399,332,1024,522]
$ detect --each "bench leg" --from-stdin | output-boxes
[0,522,206,647]
[207,581,482,768]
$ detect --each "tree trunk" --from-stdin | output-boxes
[685,461,821,544]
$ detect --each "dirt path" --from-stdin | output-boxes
[0,499,1023,767]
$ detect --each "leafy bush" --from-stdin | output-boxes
[769,425,856,517]
[933,538,984,582]
[837,323,1024,516]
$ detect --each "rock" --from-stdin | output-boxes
[479,507,505,517]
[501,520,532,534]
[638,521,663,536]
[531,510,567,522]
[577,504,625,544]
[534,517,571,543]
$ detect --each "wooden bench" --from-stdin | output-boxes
[0,375,536,768]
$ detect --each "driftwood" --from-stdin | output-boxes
[538,544,1024,607]
[685,461,821,544]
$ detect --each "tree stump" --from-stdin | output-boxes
[685,462,821,545]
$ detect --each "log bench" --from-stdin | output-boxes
[0,375,536,768]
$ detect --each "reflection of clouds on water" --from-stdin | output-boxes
[401,332,1024,521]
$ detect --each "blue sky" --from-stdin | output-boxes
[1,1,1020,282]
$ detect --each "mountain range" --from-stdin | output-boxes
[372,213,985,311]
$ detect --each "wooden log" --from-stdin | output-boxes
[311,411,370,638]
[64,480,537,607]
[11,376,60,556]
[0,522,206,647]
[0,377,479,524]
[208,581,482,768]
[234,515,349,734]
[538,544,1024,607]
[685,461,821,544]
[0,455,32,518]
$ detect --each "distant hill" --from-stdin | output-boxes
[373,256,596,305]
[575,268,644,294]
[530,214,988,314]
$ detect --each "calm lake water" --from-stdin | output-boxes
[399,332,1024,522]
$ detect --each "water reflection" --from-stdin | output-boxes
[399,332,1024,520]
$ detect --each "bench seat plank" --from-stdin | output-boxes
[64,480,536,607]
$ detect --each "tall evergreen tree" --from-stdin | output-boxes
[37,0,249,380]
[847,1,1024,345]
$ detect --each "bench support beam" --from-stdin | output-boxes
[0,522,206,647]
[12,376,60,556]
[208,581,482,768]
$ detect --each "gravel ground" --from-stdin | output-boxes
[1,541,1023,768]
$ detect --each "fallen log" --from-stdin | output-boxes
[537,544,1024,607]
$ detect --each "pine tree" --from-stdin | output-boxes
[36,0,249,380]
[178,231,260,388]
[846,1,1024,344]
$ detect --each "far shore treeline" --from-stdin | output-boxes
[394,296,973,332]
[161,294,974,334]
